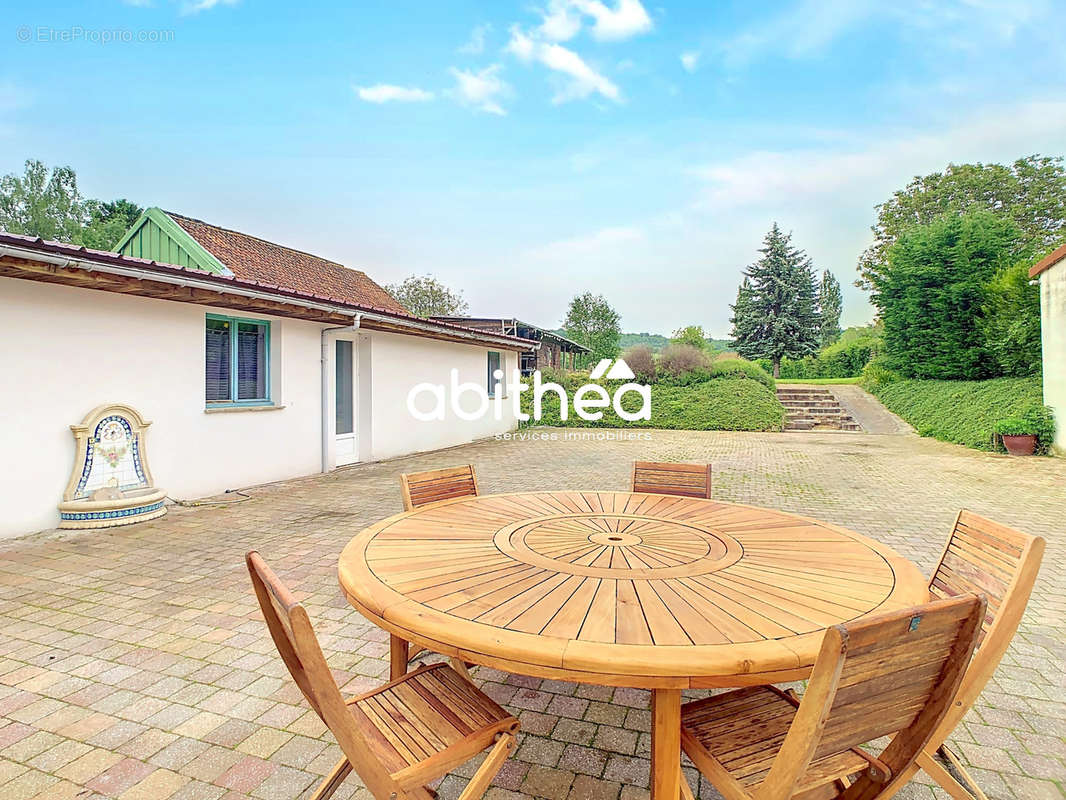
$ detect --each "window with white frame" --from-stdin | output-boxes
[205,314,271,406]
[487,351,502,397]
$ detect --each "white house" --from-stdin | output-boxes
[0,210,534,537]
[1030,243,1066,454]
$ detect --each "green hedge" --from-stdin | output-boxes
[658,358,776,391]
[521,377,785,431]
[871,377,1054,452]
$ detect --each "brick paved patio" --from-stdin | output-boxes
[0,428,1063,800]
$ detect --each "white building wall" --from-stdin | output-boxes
[1039,261,1066,454]
[368,332,518,462]
[0,277,325,537]
[0,277,521,538]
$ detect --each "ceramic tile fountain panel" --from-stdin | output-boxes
[57,404,167,529]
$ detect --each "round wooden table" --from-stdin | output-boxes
[338,491,928,799]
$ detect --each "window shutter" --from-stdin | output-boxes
[205,318,231,402]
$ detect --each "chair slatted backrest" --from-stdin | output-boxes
[924,511,1045,742]
[632,461,712,499]
[761,595,985,800]
[400,465,479,511]
[245,552,399,798]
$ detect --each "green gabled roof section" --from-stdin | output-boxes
[113,207,232,276]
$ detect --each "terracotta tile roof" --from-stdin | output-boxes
[1029,242,1066,278]
[165,211,408,313]
[0,231,537,350]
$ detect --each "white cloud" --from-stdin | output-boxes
[528,226,646,262]
[571,0,653,41]
[507,27,621,103]
[355,84,435,103]
[717,0,1055,69]
[506,26,537,60]
[180,0,239,15]
[680,51,700,72]
[691,100,1066,210]
[540,0,583,42]
[458,23,490,55]
[448,65,510,115]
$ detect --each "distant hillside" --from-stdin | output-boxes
[555,329,732,353]
[620,332,671,350]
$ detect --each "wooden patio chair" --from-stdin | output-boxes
[246,552,518,800]
[879,511,1045,800]
[679,594,985,800]
[400,464,480,511]
[632,461,712,499]
[395,465,481,680]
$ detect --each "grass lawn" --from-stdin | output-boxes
[775,377,862,385]
[521,377,785,431]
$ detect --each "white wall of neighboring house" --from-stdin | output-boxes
[1038,259,1066,454]
[0,276,520,538]
[367,332,519,462]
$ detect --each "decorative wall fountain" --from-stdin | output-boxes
[58,404,167,529]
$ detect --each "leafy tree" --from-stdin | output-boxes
[979,261,1042,377]
[671,325,708,350]
[562,292,621,366]
[816,270,842,346]
[80,198,144,250]
[0,160,144,250]
[730,224,820,377]
[0,159,85,242]
[384,274,470,318]
[877,211,1018,380]
[858,155,1066,291]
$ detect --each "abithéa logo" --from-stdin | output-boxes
[407,359,651,423]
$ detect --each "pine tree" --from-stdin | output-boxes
[730,223,820,378]
[729,278,757,352]
[817,270,842,347]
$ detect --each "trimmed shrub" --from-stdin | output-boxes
[860,356,902,391]
[871,376,1054,452]
[707,358,776,391]
[659,344,712,378]
[622,344,656,383]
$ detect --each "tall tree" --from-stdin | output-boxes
[670,325,708,351]
[730,224,820,377]
[80,198,144,250]
[877,211,1018,380]
[0,160,144,250]
[384,274,469,318]
[858,155,1066,292]
[0,159,85,242]
[979,261,1042,377]
[562,292,621,366]
[816,270,842,347]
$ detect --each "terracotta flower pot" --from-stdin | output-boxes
[1002,434,1037,456]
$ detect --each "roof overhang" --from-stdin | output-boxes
[431,316,589,352]
[0,235,537,352]
[1030,242,1066,279]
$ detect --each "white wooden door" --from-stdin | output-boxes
[335,339,357,465]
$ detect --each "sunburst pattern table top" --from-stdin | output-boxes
[339,491,928,688]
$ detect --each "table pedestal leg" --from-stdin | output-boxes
[389,635,409,680]
[651,688,682,800]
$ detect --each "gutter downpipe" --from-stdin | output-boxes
[321,316,361,473]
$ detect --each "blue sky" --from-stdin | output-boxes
[3,1,1065,334]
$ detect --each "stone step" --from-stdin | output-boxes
[777,392,834,400]
[776,386,862,432]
